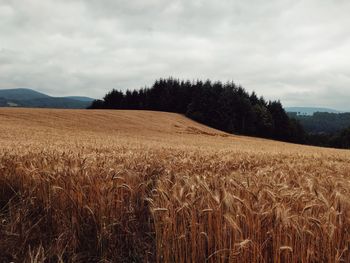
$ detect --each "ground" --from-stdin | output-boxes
[1,108,350,262]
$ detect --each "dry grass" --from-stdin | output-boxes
[1,108,350,262]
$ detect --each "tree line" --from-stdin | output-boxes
[288,112,350,134]
[89,78,306,143]
[305,128,350,149]
[88,78,350,149]
[287,112,350,149]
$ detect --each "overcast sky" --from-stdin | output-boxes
[1,0,349,109]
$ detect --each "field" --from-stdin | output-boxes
[1,108,350,262]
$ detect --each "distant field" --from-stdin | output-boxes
[1,108,350,262]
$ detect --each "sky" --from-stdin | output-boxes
[0,0,350,110]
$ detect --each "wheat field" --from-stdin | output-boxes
[1,108,350,262]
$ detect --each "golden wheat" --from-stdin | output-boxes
[1,108,350,262]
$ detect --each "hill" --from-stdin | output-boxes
[285,106,343,115]
[64,96,95,102]
[1,108,350,262]
[292,112,350,134]
[0,88,49,101]
[0,88,94,108]
[90,78,306,144]
[0,108,339,154]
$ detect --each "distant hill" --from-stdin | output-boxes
[285,107,343,116]
[288,112,350,134]
[64,96,95,102]
[0,88,50,101]
[0,88,95,109]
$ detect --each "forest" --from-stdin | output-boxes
[288,112,350,134]
[287,112,350,148]
[89,78,350,149]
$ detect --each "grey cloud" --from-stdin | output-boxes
[0,0,349,110]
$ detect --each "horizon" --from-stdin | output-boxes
[1,1,349,110]
[1,86,349,112]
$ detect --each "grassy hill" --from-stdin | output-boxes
[1,108,350,262]
[0,108,340,154]
[0,88,94,108]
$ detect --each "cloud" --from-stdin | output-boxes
[0,0,349,109]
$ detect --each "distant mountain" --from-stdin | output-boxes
[285,107,343,116]
[0,88,95,109]
[0,88,50,101]
[64,96,95,102]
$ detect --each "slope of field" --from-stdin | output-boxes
[1,108,350,262]
[0,108,346,155]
